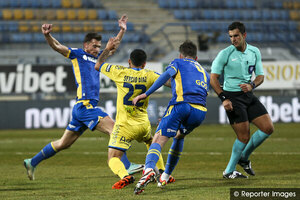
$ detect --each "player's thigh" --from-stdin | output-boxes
[156,103,190,137]
[108,124,132,152]
[95,115,114,135]
[181,105,207,135]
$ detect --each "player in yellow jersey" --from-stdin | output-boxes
[95,38,171,189]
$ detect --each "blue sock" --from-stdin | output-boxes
[145,143,161,169]
[121,152,131,169]
[165,138,184,175]
[225,139,246,174]
[31,143,57,167]
[241,130,270,161]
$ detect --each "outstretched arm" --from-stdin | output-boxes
[41,24,69,57]
[132,68,176,105]
[95,37,120,71]
[109,14,128,55]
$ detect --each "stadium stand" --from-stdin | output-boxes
[0,0,149,44]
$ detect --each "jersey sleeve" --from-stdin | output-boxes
[100,63,122,81]
[211,50,227,74]
[66,48,82,59]
[165,60,178,77]
[254,48,264,75]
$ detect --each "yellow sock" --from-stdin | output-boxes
[145,142,165,171]
[108,157,128,179]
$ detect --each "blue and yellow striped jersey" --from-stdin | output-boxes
[100,63,160,125]
[66,48,102,101]
[167,58,210,106]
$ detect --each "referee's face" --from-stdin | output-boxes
[229,29,246,51]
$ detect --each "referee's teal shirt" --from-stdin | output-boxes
[211,44,264,92]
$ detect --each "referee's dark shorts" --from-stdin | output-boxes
[223,91,268,124]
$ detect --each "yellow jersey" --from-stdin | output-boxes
[101,63,160,125]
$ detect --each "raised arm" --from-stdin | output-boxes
[41,24,69,57]
[109,14,128,56]
[95,37,120,71]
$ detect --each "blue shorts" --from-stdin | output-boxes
[67,100,108,134]
[156,102,207,137]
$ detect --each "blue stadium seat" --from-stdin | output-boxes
[225,0,236,8]
[174,10,185,19]
[158,0,169,8]
[288,21,297,31]
[0,1,9,8]
[0,10,2,19]
[101,33,110,42]
[51,0,61,8]
[169,0,178,9]
[41,0,51,8]
[262,9,272,20]
[9,0,20,8]
[271,10,281,20]
[97,10,107,19]
[241,10,252,20]
[280,10,289,20]
[126,22,134,31]
[108,10,118,20]
[272,1,283,9]
[29,0,39,8]
[184,10,196,20]
[8,22,18,32]
[102,22,119,31]
[245,0,255,9]
[252,10,262,20]
[212,10,223,20]
[33,33,44,43]
[202,10,214,20]
[223,10,234,20]
[187,0,198,8]
[178,0,188,8]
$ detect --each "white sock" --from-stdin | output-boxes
[161,172,170,181]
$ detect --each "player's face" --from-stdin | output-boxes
[84,39,101,57]
[229,28,246,50]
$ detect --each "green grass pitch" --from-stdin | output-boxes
[1,123,299,200]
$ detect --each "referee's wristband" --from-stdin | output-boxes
[250,81,256,89]
[218,92,228,102]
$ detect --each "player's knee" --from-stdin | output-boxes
[238,135,250,144]
[263,125,274,135]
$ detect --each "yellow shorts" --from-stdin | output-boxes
[108,120,152,151]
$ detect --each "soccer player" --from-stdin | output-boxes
[94,38,170,189]
[132,40,210,194]
[210,22,274,179]
[23,15,143,180]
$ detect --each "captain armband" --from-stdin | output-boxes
[218,92,228,102]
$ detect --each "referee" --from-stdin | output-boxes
[210,22,274,179]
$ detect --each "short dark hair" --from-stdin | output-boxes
[130,49,147,67]
[179,40,197,58]
[228,21,246,34]
[84,33,102,43]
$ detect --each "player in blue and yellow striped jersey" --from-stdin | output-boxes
[133,40,210,194]
[23,15,143,181]
[94,39,170,189]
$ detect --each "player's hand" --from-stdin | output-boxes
[132,93,147,106]
[118,14,128,31]
[222,99,233,112]
[106,37,120,51]
[41,24,52,35]
[239,83,252,93]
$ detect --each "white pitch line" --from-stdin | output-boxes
[5,151,300,156]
